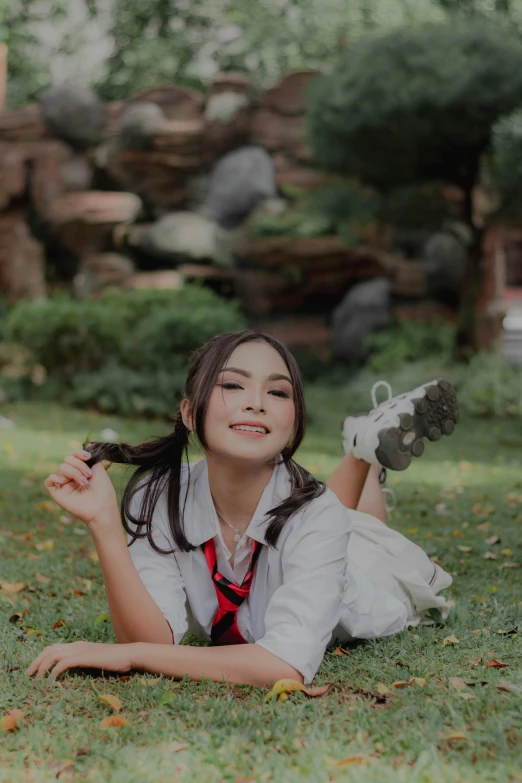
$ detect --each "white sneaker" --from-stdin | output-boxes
[342,379,459,471]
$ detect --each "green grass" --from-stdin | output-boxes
[1,392,521,783]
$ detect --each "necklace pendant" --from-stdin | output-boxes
[233,532,241,543]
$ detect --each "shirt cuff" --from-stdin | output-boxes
[256,627,325,685]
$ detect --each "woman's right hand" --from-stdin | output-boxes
[44,449,118,529]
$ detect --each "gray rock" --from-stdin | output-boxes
[206,146,276,228]
[139,212,216,263]
[120,102,164,150]
[332,278,392,363]
[39,83,105,148]
[205,91,250,125]
[422,221,472,298]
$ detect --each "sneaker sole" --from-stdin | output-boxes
[375,380,459,471]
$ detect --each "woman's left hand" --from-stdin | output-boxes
[25,641,136,680]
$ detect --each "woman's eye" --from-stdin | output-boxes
[219,382,242,390]
[269,389,290,398]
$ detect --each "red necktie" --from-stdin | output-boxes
[203,538,261,645]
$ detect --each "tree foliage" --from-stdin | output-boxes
[306,22,522,198]
[490,109,522,212]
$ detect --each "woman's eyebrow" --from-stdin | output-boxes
[220,367,292,384]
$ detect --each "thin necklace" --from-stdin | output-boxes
[217,511,250,543]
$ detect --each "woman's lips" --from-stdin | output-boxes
[230,428,268,439]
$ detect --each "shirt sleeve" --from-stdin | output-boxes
[256,497,351,684]
[127,485,188,644]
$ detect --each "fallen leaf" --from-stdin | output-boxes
[458,692,475,701]
[500,562,520,569]
[93,613,108,627]
[53,619,65,629]
[90,550,99,562]
[0,582,25,593]
[470,656,482,668]
[444,635,460,645]
[1,710,24,731]
[45,760,74,774]
[439,730,468,742]
[9,612,26,624]
[453,530,464,538]
[457,546,472,552]
[486,535,500,546]
[486,659,509,669]
[25,628,43,636]
[329,755,368,768]
[448,677,466,691]
[331,647,350,656]
[477,522,490,532]
[98,694,122,712]
[35,573,50,585]
[81,579,92,591]
[501,548,512,556]
[60,516,72,525]
[375,683,390,695]
[392,680,410,689]
[484,552,497,560]
[35,540,54,551]
[496,681,522,695]
[264,679,331,701]
[71,589,85,596]
[139,678,161,687]
[497,627,518,636]
[409,677,427,687]
[303,684,332,697]
[167,741,188,753]
[36,501,57,513]
[99,716,128,728]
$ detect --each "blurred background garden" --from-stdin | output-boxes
[1,0,522,420]
[1,2,522,781]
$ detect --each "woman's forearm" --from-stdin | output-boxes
[131,641,303,687]
[89,510,173,645]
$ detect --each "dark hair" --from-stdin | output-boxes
[85,330,326,553]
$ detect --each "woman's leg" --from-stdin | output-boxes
[326,457,388,524]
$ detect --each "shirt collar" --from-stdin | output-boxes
[184,458,290,547]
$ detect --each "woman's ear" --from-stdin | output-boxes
[180,399,194,432]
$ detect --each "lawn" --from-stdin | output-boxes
[0,390,521,783]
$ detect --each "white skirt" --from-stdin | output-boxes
[334,510,452,643]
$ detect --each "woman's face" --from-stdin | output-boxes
[184,341,296,465]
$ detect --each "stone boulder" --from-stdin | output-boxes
[120,102,164,150]
[332,278,392,363]
[203,73,253,161]
[206,146,276,228]
[422,222,472,300]
[0,212,47,303]
[132,212,215,263]
[45,191,142,254]
[73,253,134,297]
[39,83,105,148]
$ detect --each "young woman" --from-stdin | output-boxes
[26,330,457,686]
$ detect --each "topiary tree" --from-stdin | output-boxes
[306,22,522,356]
[490,108,522,213]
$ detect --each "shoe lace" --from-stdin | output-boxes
[382,487,397,515]
[371,380,393,409]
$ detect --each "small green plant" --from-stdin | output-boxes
[453,350,522,417]
[365,319,457,373]
[250,182,381,247]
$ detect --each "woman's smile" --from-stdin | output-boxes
[230,420,270,438]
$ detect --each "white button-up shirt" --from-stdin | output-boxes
[128,458,407,683]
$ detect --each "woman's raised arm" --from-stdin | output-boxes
[44,452,174,646]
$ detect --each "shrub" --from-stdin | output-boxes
[364,320,457,373]
[452,351,522,417]
[4,286,246,416]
